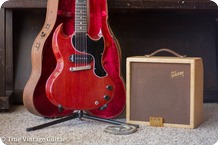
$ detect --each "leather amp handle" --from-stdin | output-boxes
[145,48,187,58]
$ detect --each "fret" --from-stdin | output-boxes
[75,31,87,33]
[75,13,86,15]
[75,24,87,27]
[75,20,87,23]
[75,21,87,23]
[75,16,87,19]
[75,26,87,30]
[75,5,86,7]
[75,26,87,29]
[75,29,87,33]
[76,5,86,7]
[75,15,86,17]
[75,9,86,11]
[75,19,87,21]
[75,22,87,25]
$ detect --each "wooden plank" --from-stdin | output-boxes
[0,8,10,110]
[5,9,13,96]
[0,8,6,96]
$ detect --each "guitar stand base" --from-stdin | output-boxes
[26,110,139,132]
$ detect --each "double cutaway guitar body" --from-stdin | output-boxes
[46,24,115,110]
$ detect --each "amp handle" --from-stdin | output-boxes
[145,48,187,58]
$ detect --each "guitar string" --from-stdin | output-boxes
[82,0,87,66]
[81,1,84,66]
[75,0,78,67]
[77,0,81,67]
[82,0,87,65]
[82,0,85,66]
[86,0,88,66]
[84,0,87,66]
[78,0,82,67]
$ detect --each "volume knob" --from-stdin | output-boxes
[58,105,64,112]
[106,85,113,91]
[104,95,110,101]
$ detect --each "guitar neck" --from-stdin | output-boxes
[75,0,87,34]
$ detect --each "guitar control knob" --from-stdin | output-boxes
[58,104,64,112]
[104,95,110,101]
[106,85,113,91]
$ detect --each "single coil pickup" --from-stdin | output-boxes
[69,54,93,63]
[69,65,92,72]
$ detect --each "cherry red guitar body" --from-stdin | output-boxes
[46,24,115,110]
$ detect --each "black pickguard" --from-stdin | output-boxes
[72,35,106,77]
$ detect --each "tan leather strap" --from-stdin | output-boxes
[145,48,187,58]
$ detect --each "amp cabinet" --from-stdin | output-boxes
[126,51,204,128]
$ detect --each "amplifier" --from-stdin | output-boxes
[126,49,204,128]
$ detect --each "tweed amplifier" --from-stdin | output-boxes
[126,49,204,128]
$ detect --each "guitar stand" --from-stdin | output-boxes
[26,110,139,132]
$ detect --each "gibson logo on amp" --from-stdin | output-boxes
[171,71,185,79]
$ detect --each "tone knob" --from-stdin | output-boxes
[104,95,110,101]
[106,85,113,91]
[58,104,64,112]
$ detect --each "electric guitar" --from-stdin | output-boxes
[46,0,125,118]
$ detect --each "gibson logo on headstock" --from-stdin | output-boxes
[171,71,185,79]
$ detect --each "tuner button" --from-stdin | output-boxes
[106,85,113,91]
[104,95,110,101]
